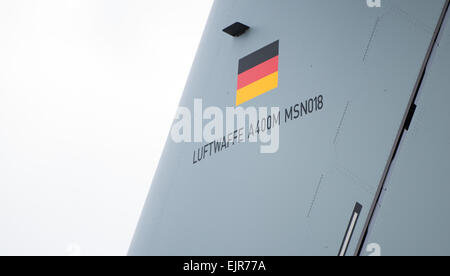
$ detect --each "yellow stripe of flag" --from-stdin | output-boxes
[236,72,278,106]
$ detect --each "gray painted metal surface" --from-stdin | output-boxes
[362,11,450,256]
[129,0,449,255]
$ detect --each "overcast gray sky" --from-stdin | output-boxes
[0,0,213,256]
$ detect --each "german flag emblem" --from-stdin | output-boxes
[236,40,279,106]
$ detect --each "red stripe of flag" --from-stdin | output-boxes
[237,56,279,90]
